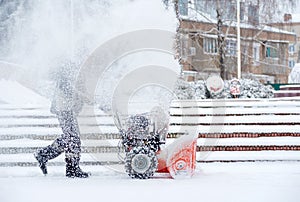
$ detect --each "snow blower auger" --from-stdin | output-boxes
[115,108,197,179]
[119,114,162,179]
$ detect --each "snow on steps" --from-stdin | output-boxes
[169,97,300,134]
[274,84,300,98]
[0,98,300,167]
[0,105,122,167]
[169,98,300,162]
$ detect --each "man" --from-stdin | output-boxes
[34,64,90,178]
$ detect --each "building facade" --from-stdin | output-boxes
[176,1,296,83]
[270,14,300,69]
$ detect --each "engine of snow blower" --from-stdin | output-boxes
[115,106,197,179]
[119,114,166,179]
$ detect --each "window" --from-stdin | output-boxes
[204,38,217,54]
[289,60,295,68]
[266,46,278,58]
[253,43,260,62]
[289,44,295,54]
[194,0,204,12]
[189,47,196,56]
[194,0,216,19]
[180,34,189,60]
[226,40,237,56]
[248,4,259,25]
[222,2,236,21]
[178,0,188,16]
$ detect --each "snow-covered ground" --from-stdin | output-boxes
[0,162,300,202]
[0,77,299,202]
[0,79,50,105]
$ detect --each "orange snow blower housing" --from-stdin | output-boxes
[156,133,197,178]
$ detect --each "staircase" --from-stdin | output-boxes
[1,97,300,171]
[0,104,123,168]
[169,98,300,162]
[274,85,300,98]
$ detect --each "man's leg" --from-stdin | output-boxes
[34,137,65,175]
[60,111,89,178]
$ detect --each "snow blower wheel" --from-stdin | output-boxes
[125,147,158,179]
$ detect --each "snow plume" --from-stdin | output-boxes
[0,0,180,110]
[174,78,274,100]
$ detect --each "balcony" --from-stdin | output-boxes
[261,64,287,75]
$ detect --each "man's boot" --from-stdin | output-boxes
[34,140,63,175]
[65,156,90,178]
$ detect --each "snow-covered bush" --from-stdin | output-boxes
[239,79,274,98]
[173,79,195,99]
[193,80,208,99]
[174,78,274,99]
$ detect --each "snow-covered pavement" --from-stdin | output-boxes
[0,162,299,202]
[0,80,299,202]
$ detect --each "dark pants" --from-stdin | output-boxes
[40,111,82,161]
[56,111,81,157]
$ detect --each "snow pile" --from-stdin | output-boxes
[288,63,300,83]
[0,79,50,105]
[174,78,274,100]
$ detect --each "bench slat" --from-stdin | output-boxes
[197,137,300,146]
[169,115,300,124]
[171,98,300,108]
[168,125,300,133]
[170,107,300,115]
